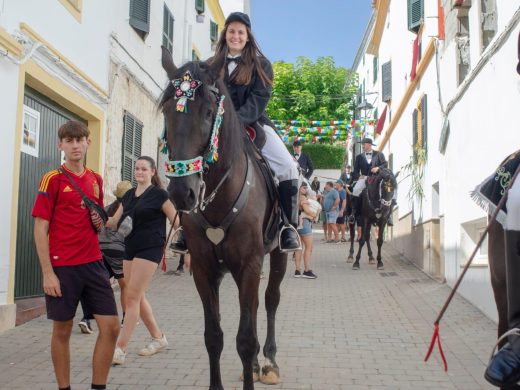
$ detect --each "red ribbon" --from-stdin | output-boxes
[424,323,448,371]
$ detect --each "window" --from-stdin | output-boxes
[122,112,143,185]
[480,0,497,52]
[195,0,205,14]
[407,0,423,33]
[456,14,471,85]
[381,60,392,102]
[130,0,150,39]
[373,56,378,84]
[210,20,218,42]
[163,4,174,53]
[412,94,428,161]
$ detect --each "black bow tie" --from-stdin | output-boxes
[365,152,372,156]
[226,56,241,64]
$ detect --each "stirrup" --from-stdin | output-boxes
[169,227,189,254]
[278,224,302,253]
[488,328,520,363]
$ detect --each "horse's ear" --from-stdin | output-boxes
[394,170,400,179]
[161,46,177,80]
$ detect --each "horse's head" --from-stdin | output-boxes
[160,47,226,212]
[367,168,397,218]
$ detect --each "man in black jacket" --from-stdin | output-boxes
[293,140,314,180]
[348,138,392,224]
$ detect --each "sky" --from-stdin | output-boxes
[219,0,373,70]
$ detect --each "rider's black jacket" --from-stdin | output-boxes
[352,151,388,181]
[224,56,274,127]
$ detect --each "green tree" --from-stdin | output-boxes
[267,56,358,121]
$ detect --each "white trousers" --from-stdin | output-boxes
[506,176,520,231]
[352,177,366,197]
[261,125,299,182]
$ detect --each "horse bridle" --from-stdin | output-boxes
[365,173,394,217]
[163,73,230,211]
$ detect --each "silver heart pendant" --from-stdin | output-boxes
[206,227,225,245]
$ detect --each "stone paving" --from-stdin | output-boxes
[0,232,499,389]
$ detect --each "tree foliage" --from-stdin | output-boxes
[267,56,358,121]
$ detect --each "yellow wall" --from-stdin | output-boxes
[7,58,105,304]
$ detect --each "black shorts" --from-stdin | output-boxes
[336,215,346,224]
[46,260,118,321]
[124,246,164,264]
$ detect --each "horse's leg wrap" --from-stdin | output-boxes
[485,229,520,387]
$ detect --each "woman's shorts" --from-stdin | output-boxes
[125,246,164,264]
[297,218,313,237]
[325,210,339,224]
[336,214,346,224]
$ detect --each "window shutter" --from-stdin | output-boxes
[122,112,143,185]
[421,94,428,153]
[412,108,418,162]
[163,4,174,53]
[408,0,424,33]
[210,20,218,42]
[382,61,392,102]
[130,0,150,36]
[195,0,205,14]
[373,57,378,83]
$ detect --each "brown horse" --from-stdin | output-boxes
[160,48,287,390]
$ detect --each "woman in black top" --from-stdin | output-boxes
[211,12,300,251]
[107,156,178,365]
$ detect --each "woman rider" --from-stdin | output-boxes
[171,12,300,253]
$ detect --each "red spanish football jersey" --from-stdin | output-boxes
[32,165,104,267]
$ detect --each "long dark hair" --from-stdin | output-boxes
[137,156,162,188]
[210,22,272,87]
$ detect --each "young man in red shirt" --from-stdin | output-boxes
[32,121,119,390]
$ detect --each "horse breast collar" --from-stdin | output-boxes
[191,155,255,261]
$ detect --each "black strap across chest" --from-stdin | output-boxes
[190,155,255,262]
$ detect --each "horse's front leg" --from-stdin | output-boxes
[366,232,375,264]
[261,249,288,385]
[193,268,224,390]
[235,263,262,390]
[353,221,369,270]
[347,221,355,262]
[376,222,385,270]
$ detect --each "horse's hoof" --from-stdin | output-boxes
[377,262,385,270]
[368,258,376,265]
[260,366,280,385]
[352,262,360,270]
[347,256,354,263]
[240,371,260,382]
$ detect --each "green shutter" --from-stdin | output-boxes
[195,0,205,14]
[129,0,150,35]
[381,60,392,102]
[373,57,378,83]
[421,94,427,153]
[163,4,174,53]
[408,0,423,33]
[210,20,218,42]
[412,108,418,162]
[122,112,143,186]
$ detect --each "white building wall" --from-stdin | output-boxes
[355,1,520,321]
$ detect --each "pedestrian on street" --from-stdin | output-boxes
[323,181,340,243]
[32,120,119,390]
[293,140,314,180]
[107,156,178,365]
[294,184,318,279]
[311,176,321,193]
[339,165,353,185]
[334,180,347,242]
[78,180,133,335]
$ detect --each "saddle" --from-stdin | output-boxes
[245,121,267,150]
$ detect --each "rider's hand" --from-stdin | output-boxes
[371,167,380,174]
[43,271,62,297]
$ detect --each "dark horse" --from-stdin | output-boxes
[160,49,287,390]
[352,168,397,271]
[345,189,375,264]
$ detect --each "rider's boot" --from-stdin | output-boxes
[170,230,188,254]
[278,180,301,253]
[348,196,358,224]
[485,230,520,387]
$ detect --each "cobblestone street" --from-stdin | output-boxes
[0,233,498,389]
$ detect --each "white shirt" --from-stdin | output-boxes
[365,152,373,164]
[227,54,241,75]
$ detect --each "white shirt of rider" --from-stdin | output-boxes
[365,151,373,164]
[227,54,240,75]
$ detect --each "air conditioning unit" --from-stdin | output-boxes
[196,14,205,23]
